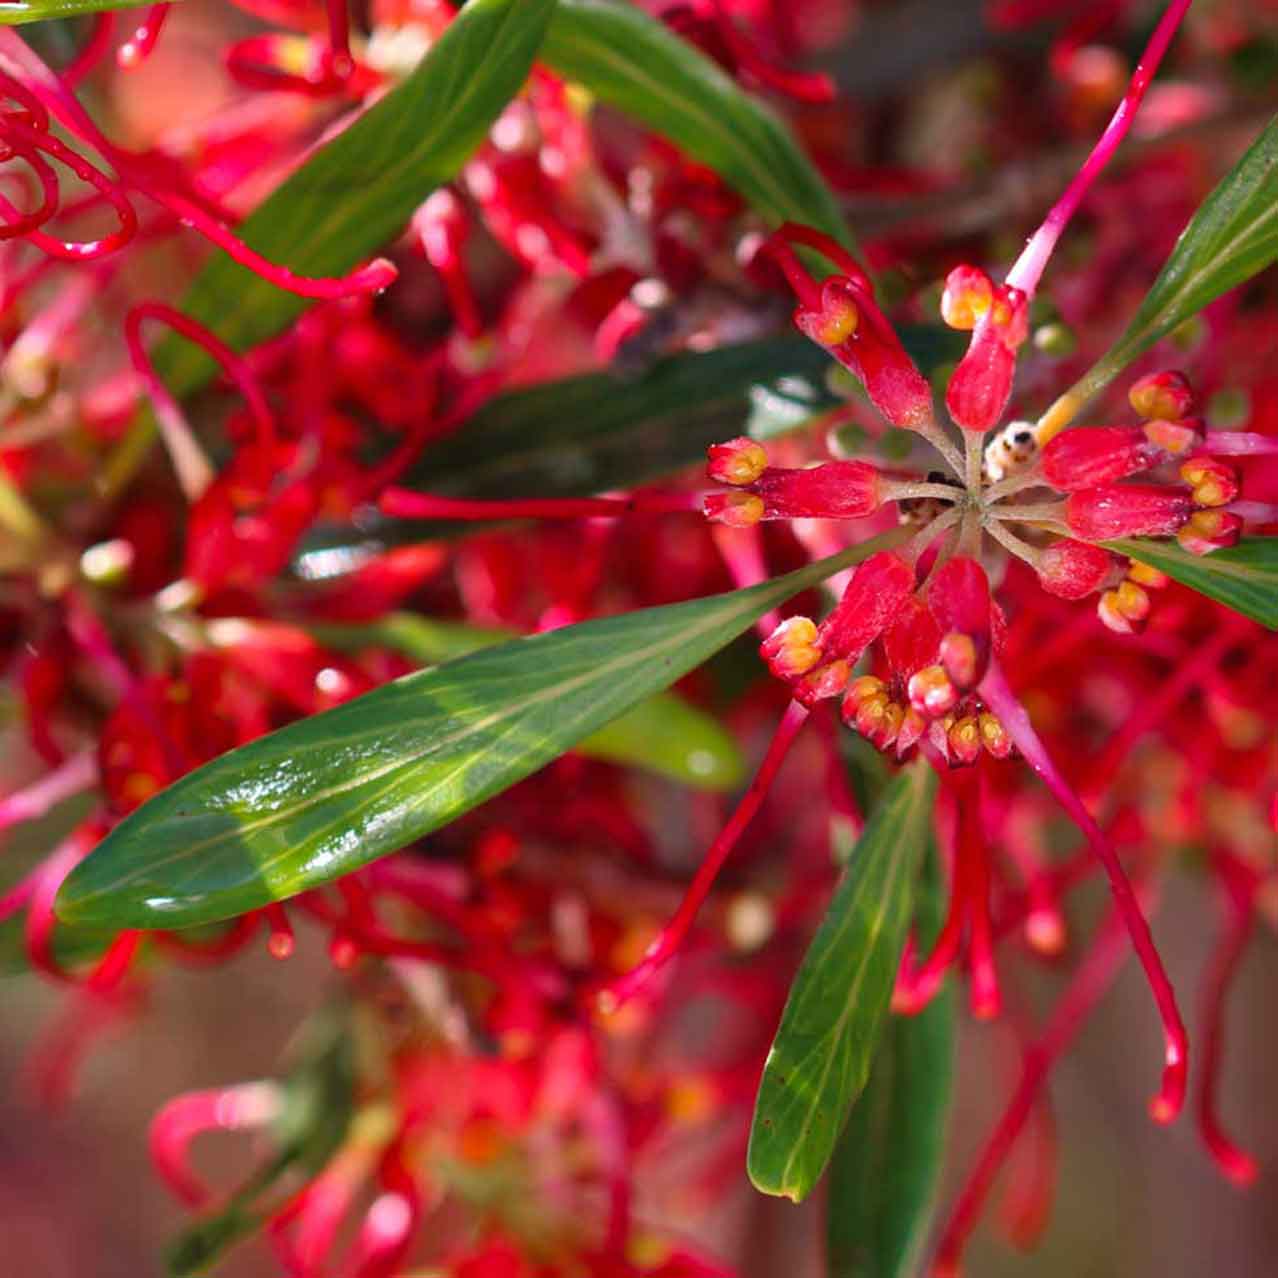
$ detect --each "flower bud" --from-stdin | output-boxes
[1179,457,1239,508]
[707,437,768,486]
[1142,417,1201,455]
[1176,509,1242,556]
[927,557,991,689]
[703,490,764,526]
[760,616,821,679]
[815,551,916,664]
[796,278,934,432]
[844,674,887,713]
[794,658,850,706]
[1041,426,1161,491]
[1064,484,1192,540]
[895,706,928,757]
[940,265,994,331]
[1128,370,1195,422]
[1098,580,1151,634]
[978,712,1012,759]
[749,461,883,520]
[907,663,958,718]
[943,269,1028,434]
[948,715,982,766]
[1037,538,1112,599]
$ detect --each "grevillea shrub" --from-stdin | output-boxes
[1,0,1277,1274]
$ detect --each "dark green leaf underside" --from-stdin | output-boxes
[56,534,905,932]
[748,759,937,1202]
[1106,536,1278,629]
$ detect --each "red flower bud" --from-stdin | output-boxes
[703,490,764,526]
[942,266,1028,433]
[815,551,916,664]
[926,557,991,689]
[709,461,882,521]
[1065,485,1192,540]
[1179,457,1239,508]
[707,437,768,486]
[1037,539,1113,599]
[1176,509,1242,556]
[1142,418,1202,455]
[1041,426,1162,491]
[1128,370,1195,422]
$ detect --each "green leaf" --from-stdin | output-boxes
[168,1009,356,1276]
[1048,114,1278,419]
[543,0,850,249]
[308,613,746,789]
[748,758,937,1202]
[103,0,554,491]
[1104,536,1278,630]
[0,0,150,24]
[56,532,907,932]
[826,836,954,1278]
[296,327,960,557]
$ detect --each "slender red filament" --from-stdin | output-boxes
[979,660,1188,1122]
[596,700,810,1011]
[118,4,172,70]
[63,12,117,88]
[126,301,278,451]
[379,488,701,522]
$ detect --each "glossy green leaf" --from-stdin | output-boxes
[0,0,150,24]
[543,0,849,248]
[297,328,960,557]
[56,532,907,932]
[103,0,554,491]
[168,1009,356,1276]
[826,836,954,1278]
[748,758,937,1202]
[308,613,746,789]
[1104,536,1278,630]
[1052,113,1278,415]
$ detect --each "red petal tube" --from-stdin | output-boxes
[1037,539,1113,599]
[1065,485,1192,540]
[1041,426,1162,491]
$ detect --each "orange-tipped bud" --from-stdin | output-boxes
[948,715,982,765]
[707,437,768,486]
[1097,580,1150,634]
[940,264,994,331]
[794,659,851,706]
[939,632,979,690]
[978,711,1012,759]
[908,663,958,718]
[1176,508,1242,556]
[760,616,821,679]
[844,674,887,712]
[1128,370,1195,422]
[1179,457,1239,508]
[1126,560,1169,589]
[703,490,764,527]
[1142,417,1201,455]
[797,284,859,347]
[895,706,928,757]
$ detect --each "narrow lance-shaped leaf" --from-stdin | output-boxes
[56,531,908,932]
[297,327,961,558]
[826,833,954,1278]
[542,0,851,250]
[1041,113,1278,431]
[1105,536,1278,630]
[0,0,151,24]
[103,0,555,489]
[748,758,938,1202]
[308,613,746,789]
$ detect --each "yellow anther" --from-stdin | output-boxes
[813,297,859,346]
[1126,560,1169,589]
